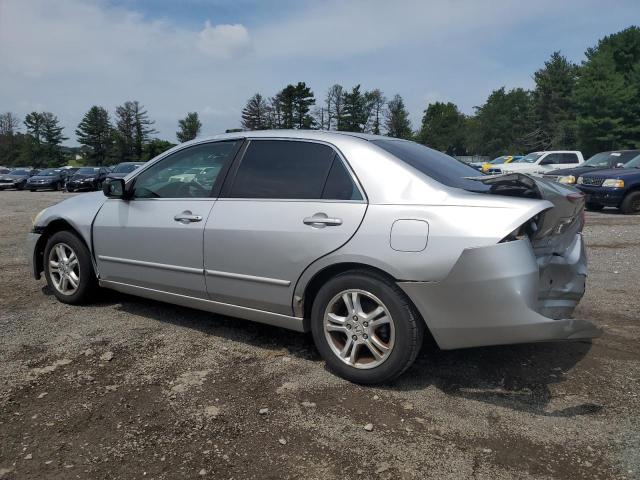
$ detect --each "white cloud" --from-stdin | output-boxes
[197,21,251,59]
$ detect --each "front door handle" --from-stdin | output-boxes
[174,210,203,224]
[303,212,343,228]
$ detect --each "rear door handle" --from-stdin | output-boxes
[303,213,343,227]
[174,210,203,224]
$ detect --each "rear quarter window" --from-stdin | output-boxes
[370,139,488,192]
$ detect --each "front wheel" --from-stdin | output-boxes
[44,231,97,304]
[311,271,424,384]
[620,191,640,215]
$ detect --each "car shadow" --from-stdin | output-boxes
[394,336,601,417]
[52,287,600,418]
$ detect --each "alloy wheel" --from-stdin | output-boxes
[48,242,80,295]
[323,289,395,369]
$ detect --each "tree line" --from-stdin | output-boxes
[0,102,202,167]
[1,26,638,168]
[240,26,640,158]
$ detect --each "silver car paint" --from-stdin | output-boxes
[27,130,599,348]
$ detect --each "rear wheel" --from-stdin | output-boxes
[586,203,604,212]
[620,191,640,215]
[44,231,97,304]
[311,270,424,384]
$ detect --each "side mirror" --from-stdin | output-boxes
[103,178,126,198]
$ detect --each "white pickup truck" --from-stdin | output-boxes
[487,151,585,176]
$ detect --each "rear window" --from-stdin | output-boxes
[371,139,488,192]
[77,167,100,174]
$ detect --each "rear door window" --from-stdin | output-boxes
[562,153,579,164]
[229,140,336,199]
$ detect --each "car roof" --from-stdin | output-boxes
[206,129,389,143]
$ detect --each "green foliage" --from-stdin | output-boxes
[241,94,269,130]
[177,112,202,142]
[115,101,157,161]
[385,94,413,139]
[467,87,534,156]
[418,102,467,155]
[76,106,113,165]
[532,52,579,149]
[269,82,316,129]
[574,26,640,155]
[144,139,176,160]
[340,85,369,132]
[20,111,67,167]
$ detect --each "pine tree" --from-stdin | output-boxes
[292,82,315,129]
[326,84,345,130]
[23,112,67,166]
[341,85,368,132]
[574,27,640,155]
[365,89,386,135]
[241,94,269,130]
[532,52,578,149]
[385,95,413,139]
[115,101,156,161]
[177,112,202,142]
[418,102,467,155]
[76,106,113,165]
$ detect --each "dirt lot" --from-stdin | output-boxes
[0,190,638,480]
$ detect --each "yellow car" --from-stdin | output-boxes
[481,155,522,173]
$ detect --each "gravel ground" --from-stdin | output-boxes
[0,190,638,480]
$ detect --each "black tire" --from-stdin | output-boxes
[29,189,36,192]
[620,191,640,215]
[54,182,61,191]
[66,186,74,192]
[310,270,424,384]
[44,230,97,304]
[586,203,604,212]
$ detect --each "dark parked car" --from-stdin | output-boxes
[0,168,39,190]
[106,162,144,179]
[576,154,640,214]
[26,168,70,191]
[543,149,640,186]
[65,167,109,192]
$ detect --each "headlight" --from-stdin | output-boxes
[558,175,576,185]
[602,179,624,188]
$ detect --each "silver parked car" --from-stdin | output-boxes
[26,131,600,383]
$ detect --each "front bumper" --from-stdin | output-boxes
[576,185,625,207]
[26,232,42,279]
[27,181,55,189]
[399,236,600,350]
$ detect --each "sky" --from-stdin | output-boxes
[1,0,638,146]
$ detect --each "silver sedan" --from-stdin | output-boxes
[26,131,600,383]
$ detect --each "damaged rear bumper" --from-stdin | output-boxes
[398,235,601,350]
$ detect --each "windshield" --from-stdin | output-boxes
[112,163,140,173]
[371,139,489,192]
[39,168,60,176]
[9,169,30,175]
[516,153,543,163]
[584,151,639,168]
[77,167,100,174]
[623,155,640,169]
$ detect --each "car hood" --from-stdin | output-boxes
[70,174,98,180]
[499,163,538,172]
[580,167,640,179]
[546,166,606,176]
[106,172,127,178]
[29,175,59,181]
[1,174,28,180]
